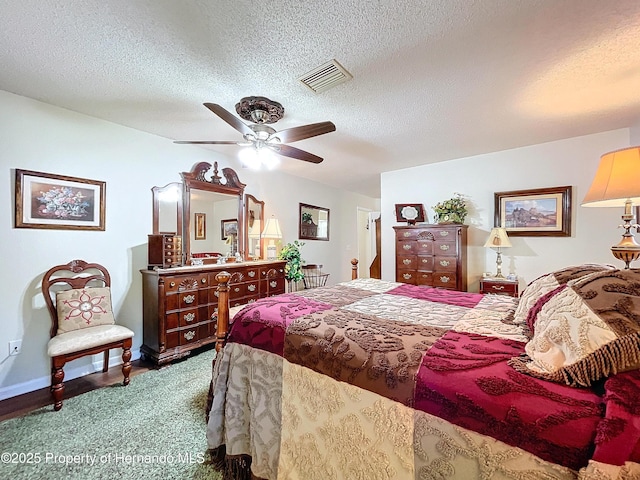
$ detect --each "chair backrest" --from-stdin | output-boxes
[42,260,111,338]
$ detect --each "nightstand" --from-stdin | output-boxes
[479,278,519,297]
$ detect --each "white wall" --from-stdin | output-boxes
[381,129,632,291]
[0,90,379,399]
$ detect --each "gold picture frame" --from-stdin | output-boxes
[194,212,206,240]
[15,169,106,231]
[494,186,572,237]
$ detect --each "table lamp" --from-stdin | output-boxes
[484,227,512,278]
[582,146,640,269]
[262,215,282,260]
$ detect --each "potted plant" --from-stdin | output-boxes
[278,240,305,291]
[432,193,468,224]
[301,212,313,224]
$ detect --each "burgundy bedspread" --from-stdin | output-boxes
[224,280,638,471]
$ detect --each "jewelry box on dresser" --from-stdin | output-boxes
[393,224,468,291]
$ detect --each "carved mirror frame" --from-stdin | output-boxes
[180,162,246,262]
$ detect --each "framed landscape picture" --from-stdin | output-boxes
[15,169,106,231]
[221,218,238,240]
[494,186,572,237]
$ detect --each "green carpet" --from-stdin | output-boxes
[0,350,222,480]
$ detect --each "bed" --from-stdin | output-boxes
[206,260,640,479]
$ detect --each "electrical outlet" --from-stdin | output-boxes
[9,340,22,356]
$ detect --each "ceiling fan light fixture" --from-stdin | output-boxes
[238,144,280,170]
[235,96,284,124]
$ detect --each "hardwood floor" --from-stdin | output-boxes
[0,358,157,422]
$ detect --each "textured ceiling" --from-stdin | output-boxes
[2,0,640,198]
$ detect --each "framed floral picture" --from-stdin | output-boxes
[15,169,106,231]
[494,186,572,236]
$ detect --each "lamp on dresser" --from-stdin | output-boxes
[484,227,512,278]
[262,215,282,260]
[582,146,640,269]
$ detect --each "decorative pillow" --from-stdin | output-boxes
[56,287,116,335]
[510,269,640,387]
[513,264,615,326]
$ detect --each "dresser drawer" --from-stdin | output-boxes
[179,327,199,346]
[434,241,457,256]
[433,272,457,288]
[164,274,206,293]
[415,240,433,254]
[397,241,416,254]
[397,255,417,270]
[416,255,434,271]
[178,308,199,327]
[434,257,456,271]
[480,279,519,297]
[263,277,285,295]
[416,272,433,286]
[396,271,417,284]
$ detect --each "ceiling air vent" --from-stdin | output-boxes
[298,59,352,94]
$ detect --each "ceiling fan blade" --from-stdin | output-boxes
[271,144,324,164]
[173,140,239,144]
[203,103,254,136]
[273,121,336,144]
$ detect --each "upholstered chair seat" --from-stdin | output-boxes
[47,324,134,357]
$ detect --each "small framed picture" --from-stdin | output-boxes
[394,203,425,224]
[194,213,206,240]
[494,186,572,237]
[15,169,106,231]
[221,218,238,240]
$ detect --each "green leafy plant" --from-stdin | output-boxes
[301,212,313,224]
[432,193,468,224]
[278,240,305,282]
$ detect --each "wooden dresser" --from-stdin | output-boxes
[393,224,468,291]
[140,259,286,364]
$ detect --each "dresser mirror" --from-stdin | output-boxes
[245,194,264,260]
[151,162,246,266]
[152,182,183,235]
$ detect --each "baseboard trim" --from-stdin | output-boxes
[0,348,141,401]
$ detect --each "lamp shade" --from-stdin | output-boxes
[582,146,640,207]
[262,216,282,239]
[483,227,512,249]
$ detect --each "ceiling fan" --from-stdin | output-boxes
[174,97,336,164]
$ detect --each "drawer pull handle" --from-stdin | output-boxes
[421,258,430,264]
[439,260,450,267]
[248,271,256,277]
[234,287,240,292]
[492,285,505,291]
[440,275,450,283]
[248,284,257,292]
[170,282,176,288]
[214,291,219,298]
[183,294,195,304]
[403,232,411,237]
[184,312,195,323]
[439,244,450,251]
[403,244,412,251]
[403,259,412,265]
[201,278,207,284]
[403,273,412,280]
[270,281,277,288]
[184,330,196,341]
[440,231,449,237]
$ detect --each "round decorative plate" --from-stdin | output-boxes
[401,205,419,221]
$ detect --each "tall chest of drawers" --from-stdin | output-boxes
[141,260,286,364]
[393,224,468,291]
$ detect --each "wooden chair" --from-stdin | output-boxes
[42,260,134,411]
[302,264,329,289]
